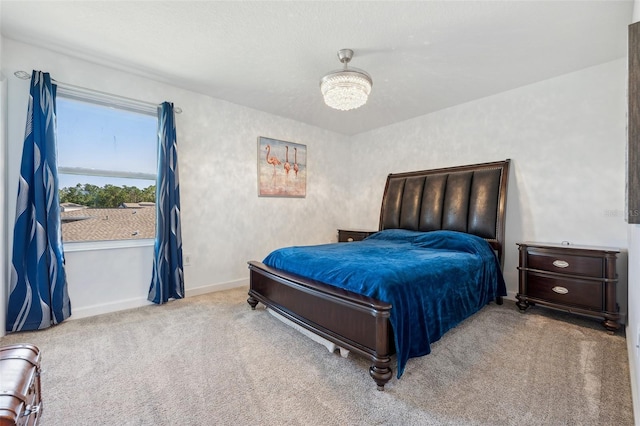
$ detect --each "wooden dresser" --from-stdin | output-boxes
[337,229,376,243]
[516,242,620,332]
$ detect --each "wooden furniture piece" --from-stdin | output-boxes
[337,229,376,242]
[516,242,620,332]
[0,344,42,426]
[248,159,510,390]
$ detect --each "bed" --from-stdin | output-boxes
[247,159,510,390]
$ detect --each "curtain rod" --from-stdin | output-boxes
[14,70,182,114]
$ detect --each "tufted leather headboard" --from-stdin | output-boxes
[379,159,510,267]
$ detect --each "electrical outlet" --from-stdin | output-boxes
[184,254,191,266]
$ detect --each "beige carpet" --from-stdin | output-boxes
[0,286,633,425]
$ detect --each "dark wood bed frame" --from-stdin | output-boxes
[247,159,510,390]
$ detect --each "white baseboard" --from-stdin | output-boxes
[185,278,247,297]
[70,278,248,320]
[504,290,518,302]
[70,297,153,320]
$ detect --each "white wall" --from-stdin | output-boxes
[0,18,7,335]
[348,59,628,309]
[0,76,6,335]
[2,38,351,319]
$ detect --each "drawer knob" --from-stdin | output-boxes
[552,260,569,268]
[347,237,354,242]
[552,286,569,294]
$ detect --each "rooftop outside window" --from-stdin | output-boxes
[56,95,158,243]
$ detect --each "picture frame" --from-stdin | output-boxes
[258,136,306,197]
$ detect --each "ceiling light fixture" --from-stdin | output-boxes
[320,49,372,111]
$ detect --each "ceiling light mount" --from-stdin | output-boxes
[337,48,354,66]
[320,49,372,111]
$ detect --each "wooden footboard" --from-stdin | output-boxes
[247,261,394,390]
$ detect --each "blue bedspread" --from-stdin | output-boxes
[262,229,506,378]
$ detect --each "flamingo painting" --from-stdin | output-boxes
[265,144,281,170]
[258,137,306,197]
[284,146,291,175]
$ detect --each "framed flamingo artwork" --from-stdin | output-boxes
[258,136,307,197]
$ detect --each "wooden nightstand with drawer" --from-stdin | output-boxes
[516,242,620,332]
[337,229,376,243]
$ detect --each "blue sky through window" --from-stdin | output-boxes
[56,97,157,189]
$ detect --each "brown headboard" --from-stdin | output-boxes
[378,159,510,267]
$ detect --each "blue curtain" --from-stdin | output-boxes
[6,71,71,332]
[148,102,184,304]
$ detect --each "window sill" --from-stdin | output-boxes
[63,238,154,253]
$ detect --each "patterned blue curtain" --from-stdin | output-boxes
[148,102,184,304]
[6,71,71,332]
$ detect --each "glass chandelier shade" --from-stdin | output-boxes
[320,49,373,111]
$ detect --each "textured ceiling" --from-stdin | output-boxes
[0,1,634,135]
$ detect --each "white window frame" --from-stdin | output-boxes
[56,84,159,251]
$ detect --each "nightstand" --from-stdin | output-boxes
[516,242,620,332]
[337,229,376,243]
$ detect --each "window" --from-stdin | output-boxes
[56,90,158,243]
